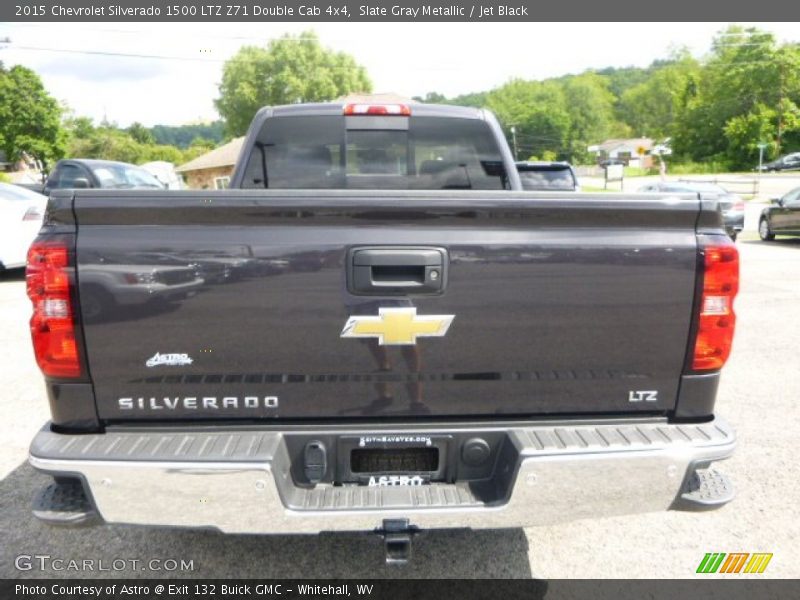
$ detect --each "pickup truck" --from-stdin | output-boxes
[22,158,166,195]
[26,102,739,563]
[516,161,580,191]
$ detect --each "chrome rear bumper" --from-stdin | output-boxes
[29,417,735,533]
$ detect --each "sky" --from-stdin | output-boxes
[0,22,798,127]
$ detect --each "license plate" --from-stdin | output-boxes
[351,447,439,474]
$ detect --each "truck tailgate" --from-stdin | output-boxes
[73,191,700,421]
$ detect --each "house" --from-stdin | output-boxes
[587,138,655,168]
[175,137,244,190]
[1,151,44,183]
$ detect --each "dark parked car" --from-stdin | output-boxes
[516,161,579,191]
[40,159,165,194]
[757,152,800,172]
[639,181,745,241]
[759,187,800,241]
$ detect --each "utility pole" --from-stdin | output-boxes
[757,142,768,196]
[758,143,768,172]
[776,61,784,155]
[510,126,518,161]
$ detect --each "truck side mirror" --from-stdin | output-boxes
[72,177,90,189]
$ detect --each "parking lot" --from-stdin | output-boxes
[1,219,799,579]
[581,172,800,202]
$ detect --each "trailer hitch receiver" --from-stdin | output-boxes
[376,518,419,564]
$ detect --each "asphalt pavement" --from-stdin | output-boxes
[581,171,800,201]
[1,220,799,578]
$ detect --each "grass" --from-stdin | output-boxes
[580,185,615,193]
[623,166,655,178]
[576,161,739,178]
[661,161,732,176]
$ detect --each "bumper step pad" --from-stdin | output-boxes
[676,467,734,511]
[32,480,99,526]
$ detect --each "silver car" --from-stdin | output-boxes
[639,181,745,241]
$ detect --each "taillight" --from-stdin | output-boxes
[344,103,411,116]
[691,237,739,371]
[733,201,745,211]
[23,206,43,221]
[26,239,83,378]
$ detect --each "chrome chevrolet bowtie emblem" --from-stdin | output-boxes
[341,307,454,345]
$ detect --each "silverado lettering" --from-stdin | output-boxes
[118,396,279,410]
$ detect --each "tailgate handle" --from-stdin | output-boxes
[349,247,447,295]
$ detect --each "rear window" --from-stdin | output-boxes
[91,165,163,189]
[517,166,576,191]
[240,115,507,190]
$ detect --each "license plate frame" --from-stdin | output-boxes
[336,434,451,485]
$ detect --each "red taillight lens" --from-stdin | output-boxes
[343,103,411,116]
[23,206,43,221]
[26,240,82,378]
[691,239,739,371]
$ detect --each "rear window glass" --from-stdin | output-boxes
[517,166,575,191]
[91,165,163,189]
[240,115,507,190]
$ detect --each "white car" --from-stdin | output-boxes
[0,182,47,270]
[140,161,186,190]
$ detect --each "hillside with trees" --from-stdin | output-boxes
[417,26,800,169]
[150,122,225,148]
[1,26,797,174]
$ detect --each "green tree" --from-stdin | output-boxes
[151,121,224,148]
[448,90,489,108]
[486,79,571,160]
[0,65,65,168]
[62,116,210,166]
[181,137,216,162]
[561,73,617,162]
[722,103,780,163]
[127,121,154,145]
[673,26,800,168]
[215,31,372,136]
[595,65,653,100]
[67,126,143,163]
[412,92,447,103]
[64,115,95,139]
[620,53,700,140]
[140,143,184,164]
